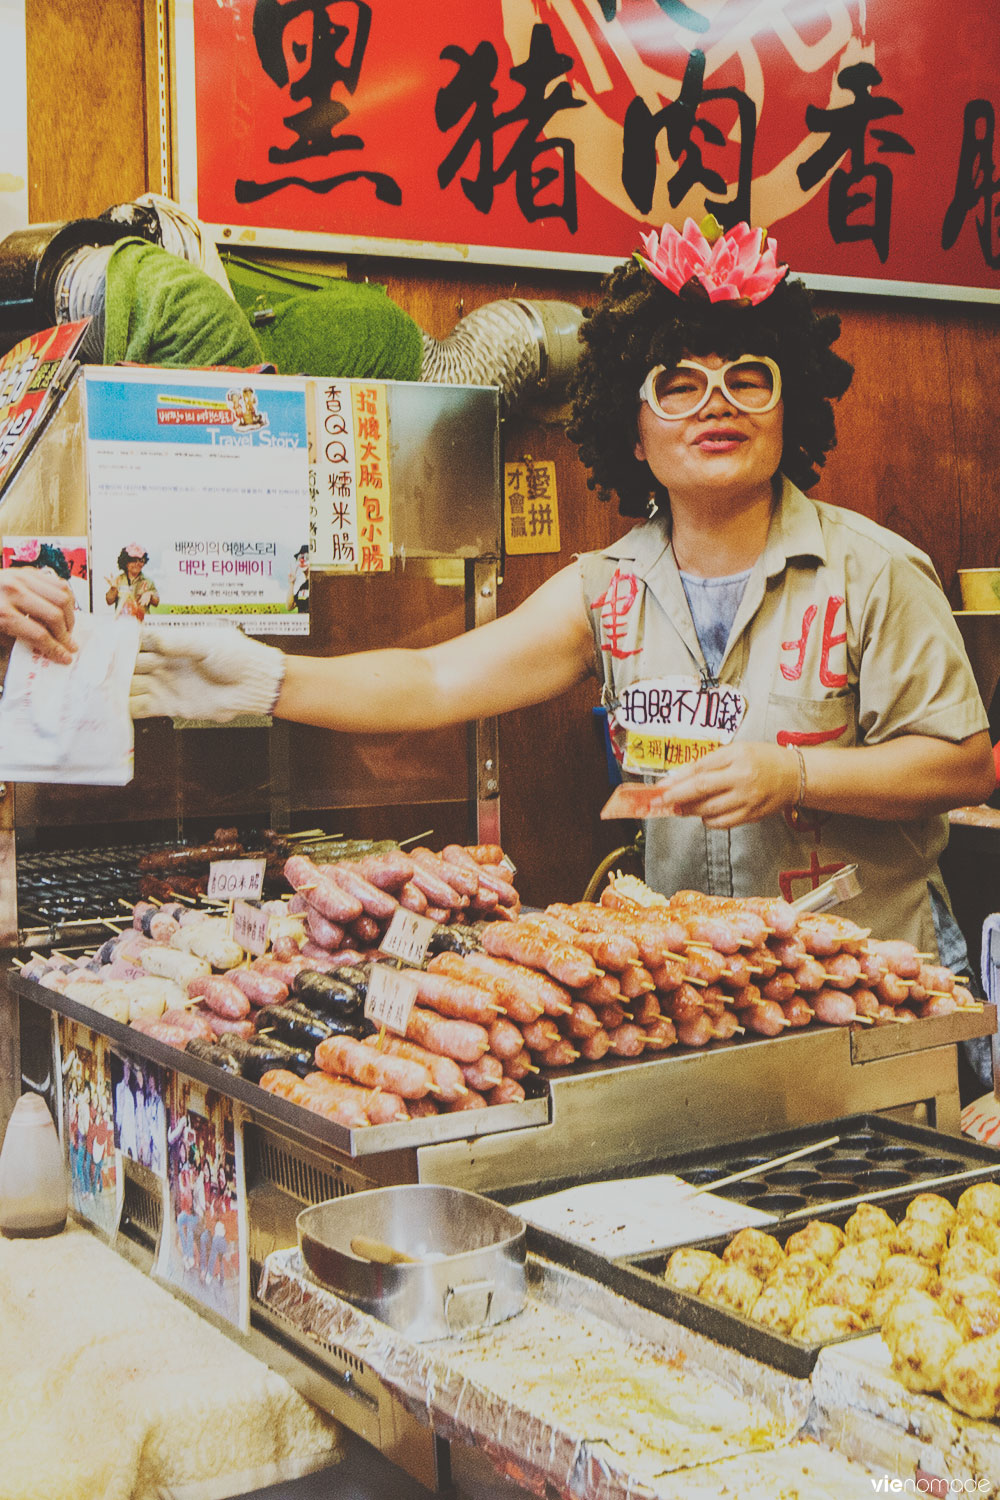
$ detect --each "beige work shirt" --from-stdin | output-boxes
[579,478,988,952]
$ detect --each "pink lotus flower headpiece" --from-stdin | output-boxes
[12,539,41,562]
[636,215,788,306]
[125,543,147,559]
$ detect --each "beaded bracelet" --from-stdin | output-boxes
[791,745,807,808]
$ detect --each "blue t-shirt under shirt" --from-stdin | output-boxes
[678,567,751,678]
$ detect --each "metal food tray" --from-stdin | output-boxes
[625,1172,1000,1379]
[504,1115,1000,1378]
[9,972,550,1154]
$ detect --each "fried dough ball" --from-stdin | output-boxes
[952,1214,1000,1257]
[870,1283,911,1327]
[791,1305,864,1342]
[890,1218,948,1264]
[723,1226,785,1281]
[905,1193,957,1235]
[750,1283,808,1336]
[957,1182,1000,1225]
[882,1289,950,1346]
[768,1253,827,1295]
[937,1275,1000,1340]
[941,1332,1000,1420]
[663,1247,722,1295]
[812,1273,875,1320]
[938,1241,994,1284]
[844,1202,896,1243]
[700,1262,763,1317]
[890,1316,963,1394]
[829,1240,884,1284]
[876,1254,937,1293]
[784,1220,845,1264]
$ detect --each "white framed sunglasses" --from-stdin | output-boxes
[639,355,782,420]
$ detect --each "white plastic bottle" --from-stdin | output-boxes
[0,1092,68,1238]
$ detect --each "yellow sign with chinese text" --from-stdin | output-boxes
[504,460,560,555]
[353,382,390,572]
[624,732,725,774]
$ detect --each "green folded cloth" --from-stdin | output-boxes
[223,253,423,380]
[103,238,264,368]
[256,285,423,380]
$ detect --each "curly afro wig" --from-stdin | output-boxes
[567,255,853,518]
[10,542,71,579]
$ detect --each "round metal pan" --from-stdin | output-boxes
[297,1184,526,1341]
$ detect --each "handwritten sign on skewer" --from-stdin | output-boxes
[364,963,419,1036]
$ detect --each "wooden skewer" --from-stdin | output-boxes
[350,1234,419,1265]
[851,1014,875,1025]
[168,890,197,903]
[685,1134,841,1197]
[781,1161,1000,1222]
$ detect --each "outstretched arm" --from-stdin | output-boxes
[276,563,597,730]
[131,562,598,726]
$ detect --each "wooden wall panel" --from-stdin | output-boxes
[25,0,150,222]
[816,294,1000,603]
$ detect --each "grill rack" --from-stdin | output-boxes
[13,838,294,948]
[14,842,172,946]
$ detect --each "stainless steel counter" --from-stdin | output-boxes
[2,966,995,1493]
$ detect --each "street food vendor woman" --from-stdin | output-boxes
[129,217,995,982]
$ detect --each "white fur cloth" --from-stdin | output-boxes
[0,1223,343,1500]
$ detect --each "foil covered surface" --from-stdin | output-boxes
[260,1249,819,1499]
[811,1334,1000,1493]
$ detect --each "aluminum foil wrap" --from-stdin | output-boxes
[260,1249,822,1500]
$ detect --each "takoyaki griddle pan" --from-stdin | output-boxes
[496,1115,1000,1377]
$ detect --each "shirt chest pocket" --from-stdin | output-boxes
[763,687,858,749]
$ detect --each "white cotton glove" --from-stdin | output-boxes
[129,626,286,721]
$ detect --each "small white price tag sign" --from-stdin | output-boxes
[380,907,438,967]
[364,963,419,1036]
[232,899,270,956]
[207,858,266,901]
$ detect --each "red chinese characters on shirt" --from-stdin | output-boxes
[591,568,641,659]
[776,593,851,899]
[780,596,847,686]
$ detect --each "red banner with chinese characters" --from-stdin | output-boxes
[188,0,999,298]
